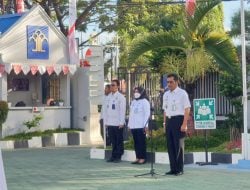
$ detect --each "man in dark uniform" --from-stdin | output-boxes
[162,73,191,176]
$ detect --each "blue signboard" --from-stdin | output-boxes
[27,25,49,59]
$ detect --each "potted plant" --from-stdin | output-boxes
[57,99,64,106]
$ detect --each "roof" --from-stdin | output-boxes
[0,13,23,34]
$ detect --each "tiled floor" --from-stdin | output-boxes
[2,147,250,190]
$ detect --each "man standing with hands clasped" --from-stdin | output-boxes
[103,79,126,163]
[162,73,191,176]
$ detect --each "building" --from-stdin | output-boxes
[0,5,104,144]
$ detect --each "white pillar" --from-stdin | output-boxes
[0,148,8,190]
[240,0,249,160]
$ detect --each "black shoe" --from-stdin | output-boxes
[131,160,139,164]
[113,158,121,163]
[175,171,184,176]
[106,158,115,162]
[165,171,175,175]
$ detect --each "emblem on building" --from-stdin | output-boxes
[27,26,49,59]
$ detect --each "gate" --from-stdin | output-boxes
[117,66,162,115]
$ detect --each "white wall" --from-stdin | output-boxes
[2,107,71,137]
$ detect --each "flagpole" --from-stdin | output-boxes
[240,0,249,160]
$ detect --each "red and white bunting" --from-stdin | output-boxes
[0,64,5,77]
[38,65,46,75]
[4,64,12,74]
[54,65,62,75]
[69,65,77,75]
[186,0,196,16]
[30,65,39,75]
[21,64,30,75]
[1,64,75,75]
[46,66,54,75]
[13,64,22,75]
[62,65,69,75]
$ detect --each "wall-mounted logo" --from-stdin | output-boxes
[27,25,49,59]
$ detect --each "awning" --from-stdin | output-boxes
[0,63,77,76]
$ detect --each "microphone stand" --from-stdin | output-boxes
[134,108,163,178]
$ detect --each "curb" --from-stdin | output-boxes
[90,148,243,164]
[0,132,85,149]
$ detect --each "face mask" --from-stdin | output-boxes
[134,92,141,99]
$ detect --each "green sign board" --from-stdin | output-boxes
[193,98,216,129]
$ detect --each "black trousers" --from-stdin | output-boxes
[166,116,185,173]
[108,126,124,159]
[131,128,146,159]
[99,119,111,146]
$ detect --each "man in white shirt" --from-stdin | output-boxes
[100,84,111,146]
[162,73,191,176]
[103,79,126,163]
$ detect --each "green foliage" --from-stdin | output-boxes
[3,128,85,141]
[23,115,43,130]
[125,119,231,152]
[127,0,238,86]
[0,101,8,130]
[217,71,243,141]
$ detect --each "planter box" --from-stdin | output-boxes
[184,153,194,164]
[67,133,80,145]
[211,153,232,164]
[42,136,55,147]
[28,137,42,148]
[0,141,14,149]
[14,140,28,149]
[54,133,68,146]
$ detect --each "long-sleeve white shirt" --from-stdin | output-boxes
[128,98,150,129]
[100,94,109,120]
[103,91,126,126]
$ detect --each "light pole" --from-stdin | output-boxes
[240,0,249,160]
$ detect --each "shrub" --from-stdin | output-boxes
[23,115,43,130]
[0,101,8,130]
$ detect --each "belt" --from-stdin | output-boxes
[167,115,184,119]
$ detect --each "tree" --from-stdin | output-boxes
[117,0,183,67]
[127,0,238,89]
[1,0,116,43]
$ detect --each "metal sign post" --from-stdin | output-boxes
[193,98,217,165]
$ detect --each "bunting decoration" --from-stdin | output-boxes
[1,64,77,75]
[30,65,38,75]
[62,65,69,75]
[46,66,54,75]
[13,64,22,75]
[0,64,4,77]
[186,0,196,16]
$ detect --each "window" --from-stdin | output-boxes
[42,73,60,104]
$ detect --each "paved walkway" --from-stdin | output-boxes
[2,147,250,190]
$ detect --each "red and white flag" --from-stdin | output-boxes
[186,0,196,16]
[68,0,79,65]
[16,0,24,13]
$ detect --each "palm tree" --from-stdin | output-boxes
[128,0,238,90]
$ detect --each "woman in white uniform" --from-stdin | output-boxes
[128,87,150,164]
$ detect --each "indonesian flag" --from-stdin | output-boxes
[16,0,24,13]
[68,0,79,65]
[186,0,196,16]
